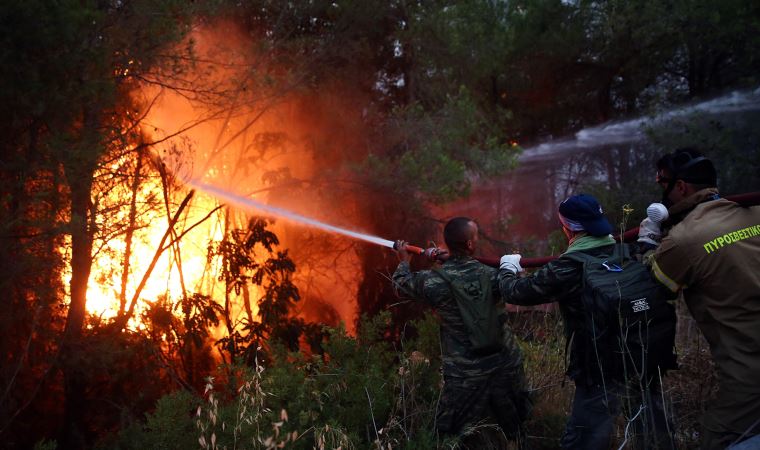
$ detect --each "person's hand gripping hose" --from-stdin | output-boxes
[394,240,412,263]
[499,254,523,274]
[637,203,669,246]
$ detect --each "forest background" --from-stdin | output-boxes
[2,0,760,448]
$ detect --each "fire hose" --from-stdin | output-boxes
[399,192,760,268]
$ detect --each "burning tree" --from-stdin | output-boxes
[0,1,222,447]
[1,0,758,448]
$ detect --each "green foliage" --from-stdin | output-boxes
[209,217,304,359]
[111,312,445,449]
[507,311,568,447]
[4,0,760,447]
[104,304,727,449]
[143,390,200,449]
[95,390,199,450]
[139,293,221,388]
[32,439,57,450]
[397,0,512,104]
[263,314,399,446]
[373,87,520,204]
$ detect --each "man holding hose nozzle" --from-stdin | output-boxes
[392,217,532,448]
[498,194,677,449]
[645,148,760,449]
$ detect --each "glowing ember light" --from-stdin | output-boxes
[77,22,369,334]
[82,167,232,327]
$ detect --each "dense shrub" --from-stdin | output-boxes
[100,306,714,449]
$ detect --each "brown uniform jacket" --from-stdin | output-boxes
[652,190,760,392]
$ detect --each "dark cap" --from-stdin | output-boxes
[558,194,613,237]
[657,148,717,186]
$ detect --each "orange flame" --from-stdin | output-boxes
[83,20,374,334]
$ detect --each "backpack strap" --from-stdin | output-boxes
[561,251,596,265]
[563,244,632,269]
[611,243,631,265]
[560,251,594,288]
[559,250,613,383]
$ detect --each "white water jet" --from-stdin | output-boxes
[183,88,760,250]
[187,180,396,249]
[519,87,760,162]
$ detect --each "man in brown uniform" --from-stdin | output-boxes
[650,148,760,449]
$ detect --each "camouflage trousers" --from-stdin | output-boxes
[436,362,532,445]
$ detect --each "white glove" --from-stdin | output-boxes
[637,218,662,246]
[499,254,523,273]
[646,202,669,223]
[638,202,669,246]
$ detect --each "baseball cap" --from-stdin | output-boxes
[558,194,613,237]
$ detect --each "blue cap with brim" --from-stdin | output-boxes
[558,194,613,237]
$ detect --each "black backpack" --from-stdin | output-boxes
[432,267,503,354]
[563,245,677,379]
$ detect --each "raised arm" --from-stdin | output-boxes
[392,261,431,300]
[498,258,581,306]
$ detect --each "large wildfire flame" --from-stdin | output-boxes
[79,21,372,333]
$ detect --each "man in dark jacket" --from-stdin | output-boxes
[498,194,674,449]
[393,217,530,446]
[649,149,760,449]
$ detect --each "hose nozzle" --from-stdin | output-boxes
[393,240,424,254]
[393,240,449,262]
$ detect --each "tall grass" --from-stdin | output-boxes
[97,306,715,449]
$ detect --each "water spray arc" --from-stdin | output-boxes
[518,87,760,162]
[188,181,465,262]
[164,88,760,271]
[188,180,403,250]
[189,180,760,269]
[188,180,559,264]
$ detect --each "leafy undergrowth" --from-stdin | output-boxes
[97,306,714,449]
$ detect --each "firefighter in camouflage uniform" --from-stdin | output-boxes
[392,217,531,447]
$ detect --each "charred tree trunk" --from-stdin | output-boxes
[222,210,237,360]
[58,105,101,450]
[60,152,97,450]
[118,148,145,313]
[113,190,195,331]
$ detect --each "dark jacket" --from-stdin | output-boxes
[498,244,617,383]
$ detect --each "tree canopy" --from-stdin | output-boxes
[1,0,759,448]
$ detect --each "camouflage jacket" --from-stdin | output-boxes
[393,255,523,377]
[497,245,617,383]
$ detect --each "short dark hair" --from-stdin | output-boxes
[657,147,717,188]
[444,217,475,254]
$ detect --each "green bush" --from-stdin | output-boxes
[104,307,715,449]
[95,390,198,450]
[105,312,447,449]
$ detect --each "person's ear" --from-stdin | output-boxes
[675,179,688,195]
[562,226,572,240]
